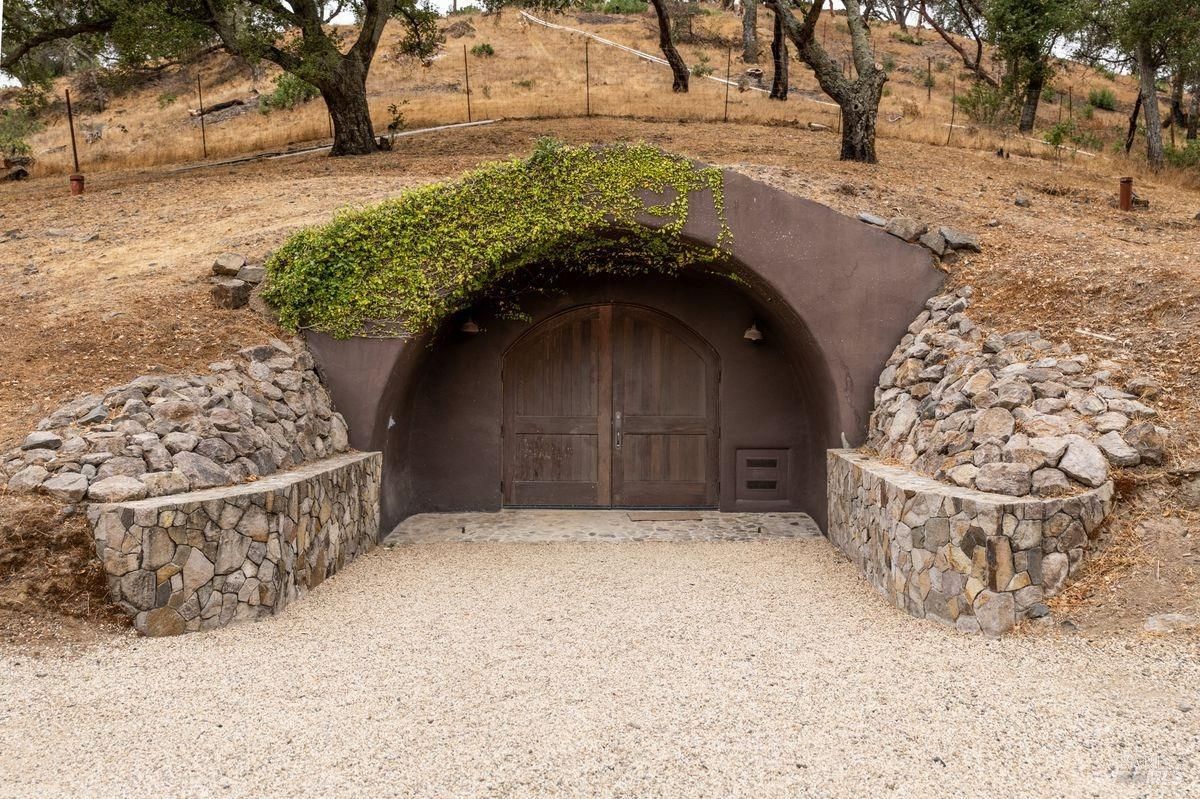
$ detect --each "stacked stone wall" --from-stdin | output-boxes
[87,452,381,636]
[828,450,1113,636]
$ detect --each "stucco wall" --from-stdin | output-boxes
[827,450,1114,636]
[88,452,381,636]
[308,169,945,530]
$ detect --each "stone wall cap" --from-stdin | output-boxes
[87,451,381,516]
[828,449,1113,507]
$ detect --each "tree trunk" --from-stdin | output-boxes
[1136,42,1164,169]
[742,0,759,64]
[650,0,689,92]
[1166,71,1187,129]
[320,63,378,156]
[1018,58,1045,134]
[770,11,788,100]
[1188,85,1199,140]
[1125,91,1142,155]
[840,80,883,162]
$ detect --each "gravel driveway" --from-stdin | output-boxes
[1,539,1197,798]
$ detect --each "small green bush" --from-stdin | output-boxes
[882,54,897,73]
[601,0,648,12]
[1166,142,1200,169]
[957,82,1009,125]
[262,140,730,338]
[0,110,41,158]
[470,42,495,57]
[1094,65,1116,81]
[691,54,713,78]
[1087,88,1117,112]
[157,92,178,108]
[260,73,320,113]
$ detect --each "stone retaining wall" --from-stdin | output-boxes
[87,452,381,636]
[827,449,1114,636]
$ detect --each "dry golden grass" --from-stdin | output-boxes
[17,7,1189,185]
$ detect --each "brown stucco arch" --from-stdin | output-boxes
[306,167,944,532]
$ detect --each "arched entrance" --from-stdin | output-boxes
[502,303,719,508]
[303,163,946,532]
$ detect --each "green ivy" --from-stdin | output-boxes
[263,139,731,338]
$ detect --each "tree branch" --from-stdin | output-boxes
[350,0,396,66]
[1,14,117,71]
[918,2,998,87]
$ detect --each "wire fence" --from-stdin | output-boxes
[37,11,1106,177]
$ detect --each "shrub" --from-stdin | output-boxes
[262,140,731,338]
[470,42,495,57]
[691,54,714,77]
[259,73,320,113]
[956,82,1009,125]
[0,110,41,158]
[1166,142,1200,169]
[1087,88,1117,112]
[1094,65,1116,81]
[157,92,178,108]
[602,0,648,12]
[882,54,897,72]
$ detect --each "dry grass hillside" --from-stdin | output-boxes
[2,110,1199,641]
[5,6,1187,185]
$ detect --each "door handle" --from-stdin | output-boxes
[614,411,622,450]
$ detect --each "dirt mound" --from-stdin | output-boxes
[0,495,122,644]
[443,19,475,38]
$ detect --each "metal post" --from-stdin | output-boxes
[65,88,84,195]
[723,47,732,123]
[463,44,472,123]
[65,89,80,174]
[1119,177,1133,211]
[585,38,591,117]
[946,74,956,146]
[196,74,208,159]
[926,56,932,101]
[1068,86,1073,119]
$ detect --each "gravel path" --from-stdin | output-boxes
[2,540,1197,798]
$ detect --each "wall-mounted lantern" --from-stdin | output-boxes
[743,322,763,342]
[460,317,481,334]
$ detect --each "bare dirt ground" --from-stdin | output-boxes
[2,117,1199,639]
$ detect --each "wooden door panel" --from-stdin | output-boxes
[504,303,717,508]
[503,305,611,506]
[612,306,719,508]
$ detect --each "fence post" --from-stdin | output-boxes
[926,56,932,101]
[196,73,208,159]
[723,47,732,123]
[946,74,956,146]
[65,88,84,194]
[585,37,591,117]
[463,44,472,123]
[1068,86,1073,119]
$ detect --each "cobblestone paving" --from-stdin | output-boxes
[384,509,823,545]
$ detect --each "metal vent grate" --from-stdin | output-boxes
[736,449,789,504]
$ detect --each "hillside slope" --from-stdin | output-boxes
[5,7,1167,178]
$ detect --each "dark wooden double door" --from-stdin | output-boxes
[502,304,720,508]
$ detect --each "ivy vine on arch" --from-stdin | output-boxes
[263,139,732,339]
